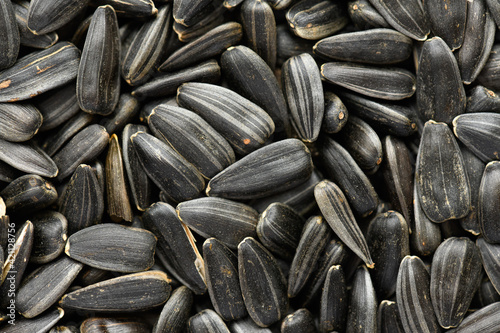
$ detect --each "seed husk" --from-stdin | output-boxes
[177,82,275,156]
[122,124,151,211]
[417,36,466,124]
[288,215,332,298]
[286,0,348,40]
[0,0,20,70]
[282,53,324,142]
[0,139,58,177]
[159,22,243,72]
[90,0,158,17]
[35,81,80,132]
[13,0,58,49]
[58,164,103,235]
[77,5,120,116]
[281,308,316,333]
[77,266,114,287]
[148,104,235,179]
[60,271,171,312]
[0,160,19,183]
[396,255,441,332]
[315,180,374,268]
[241,0,277,70]
[188,309,231,333]
[2,308,64,333]
[0,102,42,143]
[177,197,259,249]
[132,59,221,100]
[122,5,171,86]
[319,265,347,333]
[320,136,379,217]
[476,44,500,90]
[322,91,348,134]
[415,120,471,222]
[203,238,247,321]
[346,265,377,333]
[347,0,390,30]
[152,286,193,333]
[321,62,416,100]
[479,161,500,243]
[49,326,79,333]
[221,45,290,135]
[466,86,500,113]
[65,223,156,272]
[430,237,482,328]
[448,301,500,333]
[27,0,90,35]
[80,317,149,332]
[314,28,412,65]
[477,278,500,307]
[367,0,430,41]
[142,202,207,295]
[256,203,304,260]
[378,300,405,333]
[52,124,110,180]
[367,211,410,299]
[99,93,141,135]
[477,237,500,296]
[457,0,496,85]
[207,139,313,199]
[0,174,57,213]
[238,237,289,327]
[130,131,205,202]
[411,182,442,256]
[173,4,225,42]
[30,210,68,264]
[16,257,83,318]
[423,0,466,51]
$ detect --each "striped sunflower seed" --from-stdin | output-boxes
[229,317,272,333]
[476,44,500,90]
[35,82,80,132]
[99,94,141,135]
[346,265,377,333]
[13,0,58,50]
[479,161,500,243]
[347,0,390,30]
[188,309,231,333]
[424,0,466,51]
[477,238,500,296]
[447,301,500,333]
[30,210,68,264]
[0,0,20,70]
[65,223,156,272]
[90,0,158,17]
[319,265,347,333]
[378,300,405,333]
[0,139,58,177]
[412,181,441,256]
[466,85,500,113]
[80,317,149,332]
[0,103,42,142]
[281,308,316,333]
[27,0,90,35]
[152,286,193,333]
[173,4,225,42]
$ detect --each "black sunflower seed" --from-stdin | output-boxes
[152,286,193,333]
[90,0,158,17]
[0,174,57,213]
[80,317,149,333]
[479,161,500,243]
[35,81,80,132]
[466,85,500,113]
[188,309,231,333]
[0,103,42,142]
[378,300,405,333]
[281,308,316,333]
[346,265,378,333]
[0,0,20,70]
[319,265,347,333]
[27,0,90,35]
[347,0,390,30]
[13,0,58,50]
[423,0,466,51]
[2,308,64,333]
[30,210,68,264]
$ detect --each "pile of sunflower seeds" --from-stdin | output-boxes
[2,0,500,331]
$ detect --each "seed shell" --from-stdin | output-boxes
[378,300,405,333]
[65,224,156,272]
[276,25,315,64]
[321,62,416,100]
[466,85,500,113]
[476,44,500,90]
[479,161,500,243]
[16,257,83,318]
[60,271,171,312]
[477,238,500,296]
[229,317,272,332]
[423,0,466,51]
[142,202,207,295]
[430,237,482,328]
[30,210,68,264]
[2,308,64,333]
[188,309,231,333]
[130,131,205,202]
[152,286,193,333]
[203,238,247,321]
[177,197,259,249]
[319,265,347,333]
[348,0,390,30]
[77,5,120,116]
[177,82,275,156]
[0,102,42,143]
[0,42,80,103]
[346,265,377,333]
[13,0,58,49]
[314,28,412,64]
[207,139,313,199]
[314,180,374,268]
[148,104,235,179]
[448,301,500,333]
[238,237,289,327]
[58,164,104,235]
[173,4,225,42]
[80,317,150,333]
[1,174,58,212]
[281,308,316,333]
[159,22,243,72]
[322,91,348,134]
[415,120,471,222]
[282,53,324,142]
[35,82,80,132]
[27,0,90,35]
[0,0,19,70]
[412,182,442,256]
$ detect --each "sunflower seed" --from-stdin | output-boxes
[221,45,290,135]
[13,0,58,49]
[77,266,113,287]
[411,181,441,257]
[348,0,390,30]
[30,210,68,264]
[479,161,500,243]
[319,265,347,333]
[320,137,379,217]
[60,271,171,312]
[173,4,225,42]
[378,300,405,333]
[66,223,156,272]
[0,102,42,142]
[188,309,231,333]
[131,131,205,202]
[0,0,19,70]
[456,0,496,84]
[276,25,314,65]
[322,91,348,134]
[367,0,430,41]
[321,62,416,100]
[177,82,275,155]
[0,41,80,103]
[0,160,19,183]
[142,202,207,295]
[207,139,313,199]
[417,37,466,124]
[466,85,500,113]
[58,164,103,235]
[282,53,324,142]
[314,28,412,64]
[487,0,500,28]
[35,82,80,132]
[423,0,466,51]
[431,237,482,328]
[346,265,377,333]
[16,256,83,318]
[0,174,57,213]
[281,308,315,333]
[367,211,410,299]
[133,60,220,100]
[27,0,90,35]
[476,45,500,90]
[90,0,158,17]
[159,22,243,72]
[314,180,374,268]
[0,139,58,177]
[203,238,247,321]
[448,301,500,333]
[478,278,500,307]
[80,317,150,332]
[477,237,500,296]
[122,5,171,86]
[49,326,79,333]
[148,104,235,179]
[229,317,272,332]
[99,94,141,135]
[238,237,288,327]
[416,120,470,222]
[2,308,63,333]
[288,215,332,298]
[153,286,193,333]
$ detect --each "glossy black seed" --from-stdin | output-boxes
[1,174,57,213]
[30,210,68,264]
